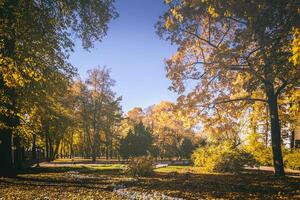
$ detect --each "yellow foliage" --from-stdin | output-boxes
[171,6,183,22]
[208,6,219,18]
[289,28,300,66]
[165,16,174,30]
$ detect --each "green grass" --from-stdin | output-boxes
[155,165,198,173]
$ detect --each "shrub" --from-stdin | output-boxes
[284,150,300,170]
[126,156,154,177]
[243,141,273,166]
[192,142,257,173]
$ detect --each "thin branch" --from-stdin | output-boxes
[275,80,288,97]
[208,16,211,42]
[217,22,231,47]
[214,97,268,104]
[183,30,218,49]
[226,16,247,26]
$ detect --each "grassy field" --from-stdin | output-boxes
[0,162,299,199]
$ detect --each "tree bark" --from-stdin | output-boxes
[0,129,15,176]
[13,135,22,172]
[267,88,285,176]
[290,130,295,150]
[32,134,37,160]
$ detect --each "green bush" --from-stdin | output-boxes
[284,150,300,170]
[126,156,154,177]
[192,142,257,173]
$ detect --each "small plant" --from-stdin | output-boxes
[126,156,154,177]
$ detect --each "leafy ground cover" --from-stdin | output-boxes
[0,162,299,199]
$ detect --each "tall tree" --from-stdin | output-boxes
[85,67,116,162]
[157,0,299,176]
[0,0,117,176]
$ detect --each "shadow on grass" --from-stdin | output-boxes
[20,166,123,176]
[0,166,125,192]
[2,166,299,199]
[132,168,300,199]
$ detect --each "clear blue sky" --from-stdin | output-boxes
[69,0,177,112]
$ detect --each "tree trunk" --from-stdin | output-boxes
[44,127,50,161]
[32,134,37,160]
[92,148,96,162]
[265,105,269,147]
[13,135,22,172]
[290,130,295,150]
[0,129,15,177]
[267,90,285,176]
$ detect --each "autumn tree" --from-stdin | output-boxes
[67,68,122,161]
[144,101,199,159]
[0,0,117,176]
[157,0,299,176]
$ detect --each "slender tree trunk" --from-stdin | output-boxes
[44,121,50,161]
[92,146,96,162]
[32,134,37,160]
[105,145,109,160]
[291,130,295,150]
[265,105,269,147]
[267,89,285,176]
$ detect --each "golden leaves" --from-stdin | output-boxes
[0,56,25,87]
[289,28,300,66]
[208,6,219,18]
[171,6,183,22]
[165,16,174,30]
[0,55,43,88]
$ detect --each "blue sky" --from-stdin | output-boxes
[69,0,178,112]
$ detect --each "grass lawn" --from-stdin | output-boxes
[0,163,299,199]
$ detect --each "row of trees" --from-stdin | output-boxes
[0,0,118,176]
[19,67,123,163]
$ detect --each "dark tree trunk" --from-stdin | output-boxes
[43,120,51,161]
[105,145,109,160]
[49,139,54,161]
[13,135,22,172]
[92,148,96,162]
[0,129,15,177]
[267,89,285,176]
[291,130,295,150]
[32,134,37,160]
[265,105,269,147]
